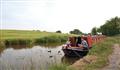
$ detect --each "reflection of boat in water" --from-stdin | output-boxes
[62,36,92,57]
[62,47,89,57]
[61,56,80,65]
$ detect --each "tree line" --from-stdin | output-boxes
[56,29,83,35]
[56,16,120,36]
[91,16,120,36]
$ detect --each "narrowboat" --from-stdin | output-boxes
[62,36,92,57]
[62,47,89,57]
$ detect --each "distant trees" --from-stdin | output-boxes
[91,17,120,36]
[69,29,82,35]
[56,30,62,33]
[100,16,120,36]
[96,28,101,33]
[91,27,97,35]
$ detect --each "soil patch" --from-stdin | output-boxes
[70,55,97,70]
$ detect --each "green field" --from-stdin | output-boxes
[0,30,70,40]
[0,30,74,48]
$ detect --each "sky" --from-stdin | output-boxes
[0,0,120,33]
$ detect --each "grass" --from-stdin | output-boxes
[34,35,68,44]
[0,29,75,49]
[81,35,120,70]
[49,35,120,70]
[49,64,68,70]
[0,30,69,40]
[49,64,73,70]
[0,30,68,48]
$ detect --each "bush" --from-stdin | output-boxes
[34,35,68,44]
[4,39,31,45]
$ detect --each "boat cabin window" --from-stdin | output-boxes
[76,36,82,47]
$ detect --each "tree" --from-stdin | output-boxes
[69,29,82,35]
[96,28,101,33]
[56,30,62,33]
[91,27,97,35]
[100,16,120,36]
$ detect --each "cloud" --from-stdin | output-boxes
[1,0,120,33]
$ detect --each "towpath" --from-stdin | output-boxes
[100,44,120,70]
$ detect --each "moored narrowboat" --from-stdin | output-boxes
[62,36,92,57]
[62,47,89,57]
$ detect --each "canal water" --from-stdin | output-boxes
[0,44,80,70]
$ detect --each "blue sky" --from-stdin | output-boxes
[1,0,120,33]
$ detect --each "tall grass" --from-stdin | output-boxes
[34,35,68,44]
[0,30,72,48]
[0,30,69,40]
[82,35,120,70]
[4,39,32,45]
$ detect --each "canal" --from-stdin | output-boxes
[0,44,80,70]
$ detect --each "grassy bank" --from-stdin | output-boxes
[74,35,120,70]
[0,30,69,40]
[49,35,120,70]
[0,30,72,48]
[49,64,74,70]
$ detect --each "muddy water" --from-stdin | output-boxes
[0,44,80,70]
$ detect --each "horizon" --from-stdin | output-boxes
[1,0,120,33]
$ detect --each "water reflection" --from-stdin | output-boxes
[6,45,29,49]
[0,44,81,70]
[61,56,80,65]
